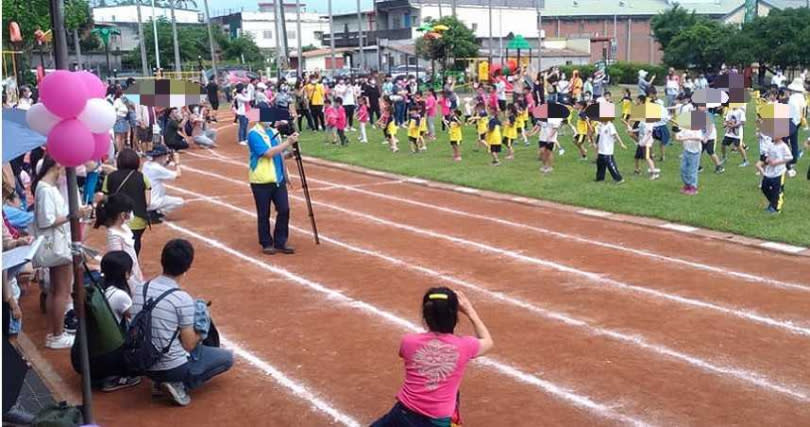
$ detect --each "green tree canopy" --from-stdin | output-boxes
[651,5,702,52]
[125,18,209,69]
[2,0,53,49]
[216,34,264,64]
[415,16,478,71]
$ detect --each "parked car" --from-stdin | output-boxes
[269,70,299,86]
[390,65,428,82]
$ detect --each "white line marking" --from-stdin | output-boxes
[181,151,810,293]
[220,335,361,426]
[454,187,479,194]
[164,220,650,426]
[168,184,810,403]
[760,242,807,254]
[578,209,613,218]
[406,178,428,184]
[179,165,810,337]
[659,223,699,233]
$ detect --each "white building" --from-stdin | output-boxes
[213,2,328,52]
[92,5,203,25]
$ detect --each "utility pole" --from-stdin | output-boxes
[536,0,542,71]
[357,0,365,71]
[488,0,493,64]
[328,0,336,71]
[49,0,94,424]
[451,0,456,17]
[279,0,291,72]
[203,0,218,79]
[136,0,149,75]
[151,0,161,71]
[296,0,303,76]
[273,0,282,78]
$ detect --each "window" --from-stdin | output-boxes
[344,24,349,34]
[263,30,273,39]
[314,31,323,40]
[403,12,411,28]
[288,30,296,40]
[472,23,478,32]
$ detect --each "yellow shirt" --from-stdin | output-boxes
[309,83,325,106]
[449,119,462,142]
[476,113,488,134]
[504,116,517,139]
[622,98,632,115]
[575,113,589,135]
[386,120,398,136]
[516,110,529,129]
[408,116,421,138]
[419,116,427,133]
[486,119,502,146]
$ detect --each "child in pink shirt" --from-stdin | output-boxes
[323,99,338,144]
[371,288,494,427]
[425,89,438,139]
[439,92,452,131]
[333,97,348,146]
[355,97,370,143]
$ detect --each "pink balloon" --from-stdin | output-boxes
[39,70,89,119]
[91,132,111,160]
[47,119,94,167]
[76,70,106,99]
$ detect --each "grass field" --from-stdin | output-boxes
[296,102,810,247]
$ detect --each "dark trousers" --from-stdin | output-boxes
[394,101,406,125]
[369,102,381,124]
[298,108,315,131]
[596,154,623,182]
[147,346,233,390]
[337,129,348,146]
[762,175,785,211]
[785,121,799,169]
[344,105,355,128]
[311,105,325,131]
[250,182,290,249]
[371,402,451,427]
[132,228,145,256]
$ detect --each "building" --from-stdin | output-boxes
[212,2,328,54]
[92,5,203,52]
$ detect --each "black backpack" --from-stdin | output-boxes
[122,282,180,375]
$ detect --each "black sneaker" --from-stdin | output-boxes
[64,309,78,334]
[262,246,277,255]
[100,376,142,392]
[275,246,295,255]
[698,166,704,173]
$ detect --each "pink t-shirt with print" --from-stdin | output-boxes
[396,332,480,419]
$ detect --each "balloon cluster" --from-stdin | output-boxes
[25,71,116,167]
[417,24,449,40]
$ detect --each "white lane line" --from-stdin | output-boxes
[578,209,613,218]
[454,187,480,194]
[760,242,807,254]
[179,165,810,337]
[310,180,407,192]
[659,223,699,233]
[220,335,361,426]
[168,183,810,403]
[181,152,810,293]
[165,220,650,426]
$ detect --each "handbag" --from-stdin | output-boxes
[32,401,84,427]
[31,188,72,268]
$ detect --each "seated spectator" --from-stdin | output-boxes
[189,106,217,148]
[163,108,190,151]
[94,193,144,291]
[133,239,232,406]
[71,251,142,392]
[372,288,494,426]
[2,180,32,232]
[142,145,184,221]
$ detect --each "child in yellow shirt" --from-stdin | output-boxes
[407,105,423,153]
[447,109,463,161]
[503,104,518,160]
[486,106,502,166]
[516,102,530,146]
[572,101,591,160]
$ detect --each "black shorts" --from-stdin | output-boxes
[409,136,418,144]
[502,137,513,148]
[490,144,502,153]
[759,154,767,162]
[702,139,716,155]
[635,145,650,160]
[538,141,554,150]
[722,136,741,147]
[575,134,587,144]
[450,140,460,146]
[210,99,220,111]
[498,100,507,111]
[479,133,487,141]
[622,113,631,122]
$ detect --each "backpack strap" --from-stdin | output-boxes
[142,282,182,353]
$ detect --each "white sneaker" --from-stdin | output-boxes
[558,148,565,156]
[238,141,247,146]
[788,169,797,178]
[160,382,191,406]
[45,333,74,349]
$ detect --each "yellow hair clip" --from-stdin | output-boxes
[428,293,449,300]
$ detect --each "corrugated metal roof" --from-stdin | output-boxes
[404,0,748,17]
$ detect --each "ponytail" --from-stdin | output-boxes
[93,193,134,229]
[31,155,57,196]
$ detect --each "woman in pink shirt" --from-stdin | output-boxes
[425,89,438,139]
[372,288,494,427]
[333,97,348,146]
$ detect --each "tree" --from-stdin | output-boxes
[414,16,478,71]
[651,5,702,52]
[65,0,92,69]
[160,0,198,73]
[125,18,209,71]
[662,20,732,71]
[216,34,263,64]
[2,0,51,50]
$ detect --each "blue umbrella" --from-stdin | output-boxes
[2,108,47,163]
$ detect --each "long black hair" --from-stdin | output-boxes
[31,154,58,196]
[422,287,459,334]
[100,250,133,296]
[94,193,134,229]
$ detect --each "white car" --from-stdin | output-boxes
[269,70,299,86]
[390,65,428,82]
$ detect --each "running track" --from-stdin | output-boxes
[23,121,810,426]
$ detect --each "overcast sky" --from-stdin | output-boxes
[207,0,375,15]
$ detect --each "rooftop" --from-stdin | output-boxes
[400,0,751,17]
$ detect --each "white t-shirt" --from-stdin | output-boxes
[113,98,128,118]
[771,74,786,88]
[653,99,669,127]
[677,129,703,153]
[763,142,793,178]
[724,108,745,140]
[246,83,256,101]
[637,122,654,147]
[235,93,250,116]
[107,225,143,291]
[759,133,774,157]
[704,119,718,141]
[788,93,807,125]
[495,81,507,101]
[665,77,680,95]
[34,181,70,253]
[143,160,177,203]
[104,287,132,325]
[597,122,618,155]
[540,121,559,143]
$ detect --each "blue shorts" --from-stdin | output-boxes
[653,125,671,145]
